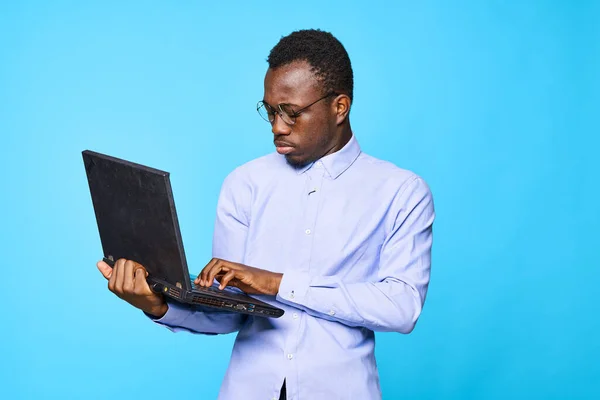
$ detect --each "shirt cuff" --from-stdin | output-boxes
[144,301,192,327]
[276,269,311,306]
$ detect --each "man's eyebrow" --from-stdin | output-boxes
[261,99,276,108]
[262,99,300,108]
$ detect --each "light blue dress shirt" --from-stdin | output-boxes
[151,134,435,400]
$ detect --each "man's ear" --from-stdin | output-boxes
[334,94,351,125]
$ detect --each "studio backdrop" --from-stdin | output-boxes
[1,1,598,399]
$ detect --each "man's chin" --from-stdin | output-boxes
[285,154,309,168]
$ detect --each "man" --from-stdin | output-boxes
[97,29,434,400]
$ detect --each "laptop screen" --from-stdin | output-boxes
[83,150,191,290]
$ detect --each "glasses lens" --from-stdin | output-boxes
[257,102,273,123]
[279,104,296,125]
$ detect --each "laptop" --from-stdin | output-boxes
[82,150,284,318]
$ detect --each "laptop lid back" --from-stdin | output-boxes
[82,150,191,291]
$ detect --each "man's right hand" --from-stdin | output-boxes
[97,258,168,318]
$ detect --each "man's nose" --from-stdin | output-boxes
[271,113,292,136]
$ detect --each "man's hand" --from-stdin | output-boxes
[97,258,168,318]
[195,258,283,296]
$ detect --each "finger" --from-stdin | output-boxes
[198,258,217,285]
[198,258,219,285]
[204,260,223,286]
[108,261,118,293]
[123,260,136,294]
[97,260,113,280]
[206,260,230,287]
[199,258,220,286]
[218,270,237,290]
[214,271,225,282]
[134,267,151,295]
[114,258,127,294]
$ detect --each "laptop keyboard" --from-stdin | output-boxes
[189,277,239,295]
[192,282,223,293]
[188,274,249,300]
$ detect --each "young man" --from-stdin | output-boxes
[97,29,435,400]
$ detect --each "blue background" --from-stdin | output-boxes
[1,1,598,399]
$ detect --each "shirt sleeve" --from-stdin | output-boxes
[148,168,251,334]
[146,301,246,335]
[276,177,434,334]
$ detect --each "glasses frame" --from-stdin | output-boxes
[257,92,339,125]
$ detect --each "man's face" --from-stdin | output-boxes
[263,60,338,167]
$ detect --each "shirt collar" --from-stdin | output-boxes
[296,134,361,179]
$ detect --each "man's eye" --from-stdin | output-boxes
[281,105,296,116]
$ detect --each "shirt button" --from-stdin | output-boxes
[305,229,311,235]
[287,353,294,360]
[290,292,295,299]
[329,310,335,316]
[293,313,299,319]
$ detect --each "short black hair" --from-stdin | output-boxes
[267,29,354,101]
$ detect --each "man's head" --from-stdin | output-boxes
[259,29,354,167]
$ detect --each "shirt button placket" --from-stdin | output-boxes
[283,164,321,400]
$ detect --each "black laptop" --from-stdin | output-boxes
[82,150,284,318]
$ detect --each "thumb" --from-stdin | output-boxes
[134,264,149,278]
[97,260,113,280]
[134,268,151,292]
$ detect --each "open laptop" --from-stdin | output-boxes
[82,150,284,318]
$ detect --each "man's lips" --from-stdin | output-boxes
[274,140,295,155]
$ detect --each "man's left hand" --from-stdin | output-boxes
[195,258,283,296]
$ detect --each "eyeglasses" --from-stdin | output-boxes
[257,92,338,125]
